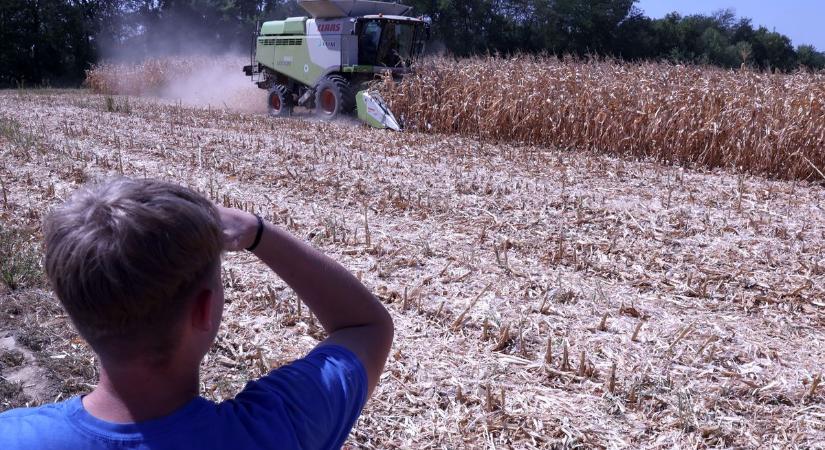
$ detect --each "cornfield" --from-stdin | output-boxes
[377,56,825,180]
[85,58,195,95]
[87,55,825,180]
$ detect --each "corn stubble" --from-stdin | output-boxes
[378,56,825,180]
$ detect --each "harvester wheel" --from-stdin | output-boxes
[315,75,355,120]
[267,84,292,117]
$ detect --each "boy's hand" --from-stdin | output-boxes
[217,206,259,252]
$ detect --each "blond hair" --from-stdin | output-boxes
[43,178,222,360]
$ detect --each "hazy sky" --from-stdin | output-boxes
[635,0,825,50]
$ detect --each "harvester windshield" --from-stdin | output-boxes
[358,19,426,67]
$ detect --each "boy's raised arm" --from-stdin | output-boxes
[219,207,393,396]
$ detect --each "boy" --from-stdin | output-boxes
[0,177,394,449]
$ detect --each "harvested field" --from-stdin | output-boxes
[1,88,824,448]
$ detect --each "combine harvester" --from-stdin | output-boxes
[243,0,429,130]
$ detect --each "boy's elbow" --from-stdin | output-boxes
[369,301,394,359]
[379,307,394,348]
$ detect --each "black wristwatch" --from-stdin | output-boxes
[246,214,264,251]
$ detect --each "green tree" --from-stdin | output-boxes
[0,0,101,87]
[735,41,753,67]
[752,26,796,71]
[550,0,635,54]
[613,10,659,60]
[699,27,738,67]
[797,44,825,70]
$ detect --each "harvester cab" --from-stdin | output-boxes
[243,0,430,130]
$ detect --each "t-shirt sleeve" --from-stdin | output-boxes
[231,344,369,450]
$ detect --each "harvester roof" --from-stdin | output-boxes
[260,16,307,36]
[297,0,412,19]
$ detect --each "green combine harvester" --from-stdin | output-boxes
[243,0,429,130]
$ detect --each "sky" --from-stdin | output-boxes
[634,0,825,50]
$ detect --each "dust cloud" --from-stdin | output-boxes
[153,55,267,114]
[95,6,267,114]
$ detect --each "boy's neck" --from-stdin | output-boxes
[82,361,200,424]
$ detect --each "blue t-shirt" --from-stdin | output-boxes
[0,345,367,450]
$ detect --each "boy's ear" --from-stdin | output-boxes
[190,289,215,332]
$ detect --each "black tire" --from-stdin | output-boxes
[267,84,292,117]
[315,75,355,120]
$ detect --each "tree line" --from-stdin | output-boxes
[2,0,824,88]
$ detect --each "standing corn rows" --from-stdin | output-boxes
[377,56,825,181]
